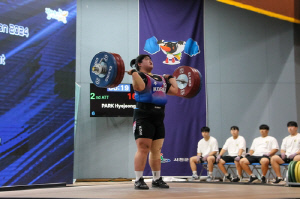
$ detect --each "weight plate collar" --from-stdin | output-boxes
[90,52,118,88]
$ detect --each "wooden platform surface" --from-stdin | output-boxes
[0,181,299,199]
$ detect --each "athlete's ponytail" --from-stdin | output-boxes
[130,54,151,71]
[130,59,137,70]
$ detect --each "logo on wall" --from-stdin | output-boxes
[161,153,171,163]
[144,36,200,65]
[45,8,69,24]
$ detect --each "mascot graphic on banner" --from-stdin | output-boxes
[144,36,200,65]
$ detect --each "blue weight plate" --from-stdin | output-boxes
[90,52,118,88]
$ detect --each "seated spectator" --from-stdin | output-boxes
[240,124,279,183]
[189,126,219,182]
[217,126,246,182]
[271,121,300,184]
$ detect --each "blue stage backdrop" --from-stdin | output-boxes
[139,0,206,176]
[0,0,76,186]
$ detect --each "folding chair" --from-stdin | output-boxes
[224,162,236,174]
[280,163,289,180]
[250,163,276,182]
[198,162,223,180]
[198,148,224,180]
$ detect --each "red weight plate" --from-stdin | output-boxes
[185,75,197,98]
[188,67,201,98]
[195,68,202,95]
[185,68,199,98]
[173,66,198,98]
[113,53,125,86]
[186,68,201,98]
[109,53,121,88]
[112,53,125,87]
[110,53,125,88]
[109,53,125,88]
[186,69,199,98]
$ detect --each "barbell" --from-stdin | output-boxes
[90,51,202,98]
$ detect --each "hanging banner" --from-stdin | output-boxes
[139,0,206,176]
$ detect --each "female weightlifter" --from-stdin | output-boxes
[128,54,178,190]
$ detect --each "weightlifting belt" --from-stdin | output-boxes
[136,102,165,110]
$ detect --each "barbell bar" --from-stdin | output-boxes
[90,51,202,98]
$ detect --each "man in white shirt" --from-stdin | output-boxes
[216,126,246,182]
[270,121,300,184]
[189,126,219,182]
[240,124,279,183]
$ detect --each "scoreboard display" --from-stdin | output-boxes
[90,84,136,117]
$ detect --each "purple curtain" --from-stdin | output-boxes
[139,0,206,176]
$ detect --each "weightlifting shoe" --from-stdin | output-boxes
[152,177,169,188]
[261,176,266,184]
[134,177,149,190]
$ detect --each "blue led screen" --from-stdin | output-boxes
[0,0,76,186]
